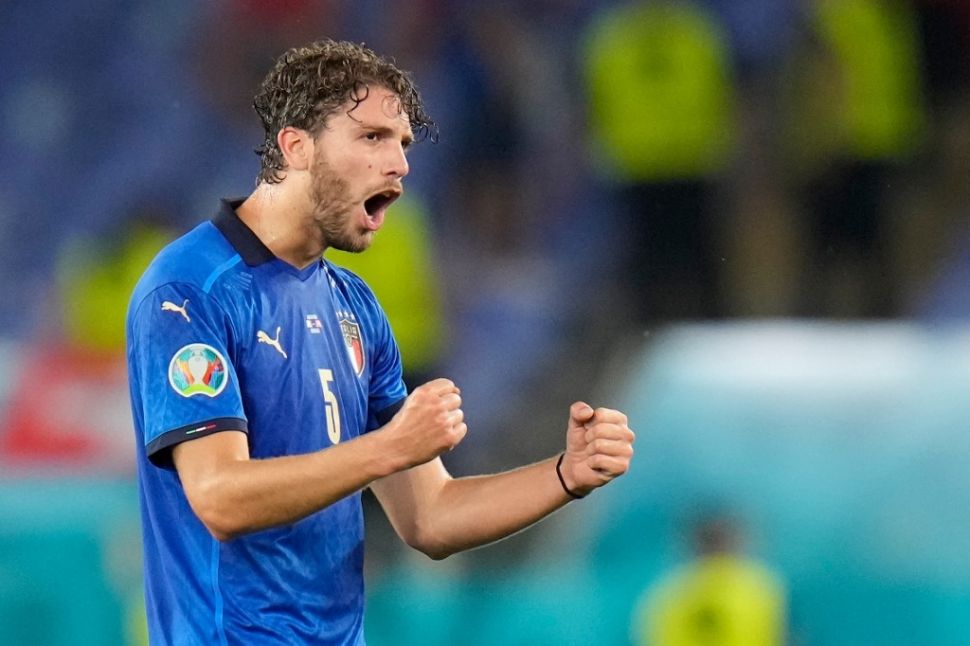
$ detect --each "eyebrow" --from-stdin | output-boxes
[360,124,414,148]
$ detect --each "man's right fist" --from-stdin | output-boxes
[385,378,467,469]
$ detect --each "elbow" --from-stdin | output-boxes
[410,539,455,561]
[402,520,455,561]
[415,537,454,561]
[185,481,246,542]
[425,547,455,561]
[206,523,240,543]
[195,502,244,543]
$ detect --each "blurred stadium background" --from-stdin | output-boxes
[2,0,970,644]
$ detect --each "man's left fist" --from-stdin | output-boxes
[560,402,635,497]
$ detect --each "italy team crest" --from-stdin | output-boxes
[168,343,228,398]
[339,315,365,377]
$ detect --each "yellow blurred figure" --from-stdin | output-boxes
[631,516,786,646]
[583,0,735,183]
[781,0,926,317]
[785,0,925,172]
[816,0,924,160]
[582,0,736,322]
[58,216,174,354]
[328,194,444,387]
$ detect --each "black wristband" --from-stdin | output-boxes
[556,453,585,500]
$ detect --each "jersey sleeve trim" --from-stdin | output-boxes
[147,417,248,469]
[203,255,242,293]
[374,397,406,429]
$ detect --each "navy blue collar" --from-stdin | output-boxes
[212,197,276,267]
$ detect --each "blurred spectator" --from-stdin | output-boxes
[328,194,447,391]
[57,207,176,353]
[0,206,174,472]
[630,513,786,646]
[781,0,927,318]
[582,0,736,324]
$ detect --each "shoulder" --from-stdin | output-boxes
[326,262,382,308]
[327,262,370,291]
[129,222,239,313]
[734,559,785,596]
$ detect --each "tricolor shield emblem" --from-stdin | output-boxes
[339,316,365,377]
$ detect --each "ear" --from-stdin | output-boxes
[277,126,313,174]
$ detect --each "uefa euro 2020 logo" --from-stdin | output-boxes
[168,343,228,398]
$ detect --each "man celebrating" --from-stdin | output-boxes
[127,40,635,645]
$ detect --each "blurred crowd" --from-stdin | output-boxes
[2,0,970,469]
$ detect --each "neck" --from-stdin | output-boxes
[237,182,326,269]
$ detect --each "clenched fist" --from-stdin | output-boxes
[382,378,467,471]
[559,402,635,497]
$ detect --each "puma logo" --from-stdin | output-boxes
[257,326,287,359]
[161,299,191,322]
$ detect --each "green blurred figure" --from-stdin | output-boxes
[631,515,786,646]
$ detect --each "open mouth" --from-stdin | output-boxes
[363,189,401,217]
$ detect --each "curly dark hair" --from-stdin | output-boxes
[252,39,436,185]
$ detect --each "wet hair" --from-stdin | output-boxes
[252,39,436,185]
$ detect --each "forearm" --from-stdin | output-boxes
[179,380,467,542]
[423,456,573,557]
[184,432,394,540]
[374,402,633,559]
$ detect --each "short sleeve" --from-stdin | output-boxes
[128,283,247,467]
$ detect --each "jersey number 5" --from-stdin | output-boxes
[317,369,342,444]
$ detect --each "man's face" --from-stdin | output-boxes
[307,85,412,253]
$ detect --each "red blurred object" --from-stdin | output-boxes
[0,344,133,472]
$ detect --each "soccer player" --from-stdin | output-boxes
[127,39,635,645]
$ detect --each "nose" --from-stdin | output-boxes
[385,142,409,179]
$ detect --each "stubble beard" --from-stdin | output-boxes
[309,158,373,254]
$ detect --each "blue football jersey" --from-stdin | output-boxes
[126,199,407,645]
